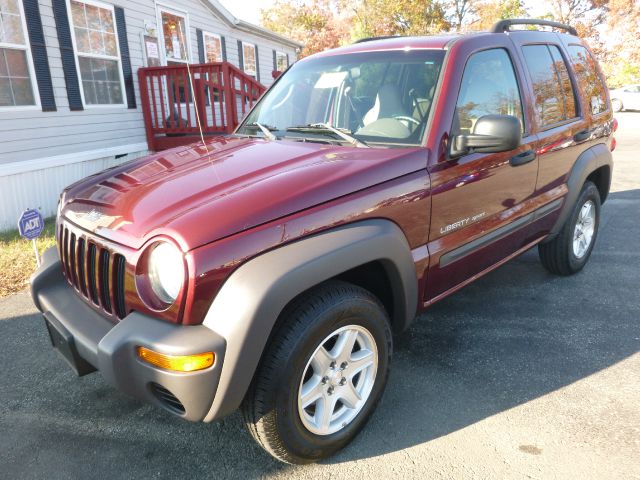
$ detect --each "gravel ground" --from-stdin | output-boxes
[0,113,638,479]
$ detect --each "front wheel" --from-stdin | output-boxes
[538,181,601,275]
[241,280,392,464]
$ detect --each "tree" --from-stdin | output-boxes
[260,0,350,57]
[449,0,479,30]
[350,0,451,38]
[470,0,527,31]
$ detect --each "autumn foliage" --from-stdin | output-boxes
[259,0,640,86]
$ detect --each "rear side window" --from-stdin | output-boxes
[522,45,576,127]
[452,48,523,136]
[567,45,608,115]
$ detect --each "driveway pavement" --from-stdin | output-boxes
[1,113,638,479]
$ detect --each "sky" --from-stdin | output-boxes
[218,0,275,25]
[218,0,552,27]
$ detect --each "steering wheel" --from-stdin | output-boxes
[393,115,421,126]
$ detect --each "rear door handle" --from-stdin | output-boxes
[510,150,536,167]
[573,129,590,142]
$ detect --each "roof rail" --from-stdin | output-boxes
[354,35,399,44]
[491,18,578,36]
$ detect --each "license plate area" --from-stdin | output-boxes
[43,312,96,376]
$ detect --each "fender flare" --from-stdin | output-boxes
[201,219,418,421]
[547,143,612,239]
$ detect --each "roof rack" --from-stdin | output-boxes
[354,35,399,44]
[491,18,578,36]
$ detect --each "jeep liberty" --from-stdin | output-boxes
[31,19,615,463]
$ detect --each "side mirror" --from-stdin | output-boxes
[450,114,521,157]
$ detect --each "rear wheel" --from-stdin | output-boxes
[241,280,392,464]
[538,181,600,275]
[612,98,623,112]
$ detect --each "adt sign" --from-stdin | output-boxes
[18,208,44,240]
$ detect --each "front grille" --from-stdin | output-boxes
[58,221,128,320]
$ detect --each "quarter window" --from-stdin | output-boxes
[203,32,222,63]
[69,0,124,105]
[452,48,523,136]
[522,44,576,127]
[242,42,257,76]
[0,0,38,107]
[567,44,608,115]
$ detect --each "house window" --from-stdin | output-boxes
[0,0,38,107]
[275,51,287,72]
[242,42,256,76]
[158,7,189,65]
[69,0,124,105]
[203,32,222,63]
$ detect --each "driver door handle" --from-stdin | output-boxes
[510,150,536,167]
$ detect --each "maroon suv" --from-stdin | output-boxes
[32,19,615,463]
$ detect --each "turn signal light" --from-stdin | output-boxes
[137,347,214,372]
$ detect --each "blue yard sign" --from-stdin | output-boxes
[18,209,44,240]
[18,209,44,267]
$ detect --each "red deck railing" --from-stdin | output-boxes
[138,62,266,151]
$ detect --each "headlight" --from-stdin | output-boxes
[147,242,184,304]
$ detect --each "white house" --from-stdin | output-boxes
[0,0,301,231]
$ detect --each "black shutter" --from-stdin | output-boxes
[51,0,82,110]
[254,44,260,81]
[286,53,290,67]
[196,28,205,63]
[221,36,227,61]
[237,40,243,71]
[272,49,276,71]
[23,0,56,111]
[114,7,135,109]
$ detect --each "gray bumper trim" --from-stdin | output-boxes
[31,247,226,422]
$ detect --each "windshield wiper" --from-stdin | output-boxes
[286,123,368,148]
[242,122,278,141]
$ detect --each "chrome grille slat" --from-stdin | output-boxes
[77,238,87,296]
[87,242,99,305]
[58,221,127,320]
[99,249,112,313]
[69,233,77,288]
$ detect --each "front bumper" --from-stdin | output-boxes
[31,247,226,422]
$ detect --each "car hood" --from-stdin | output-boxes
[61,136,426,251]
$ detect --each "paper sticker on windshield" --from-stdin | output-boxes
[314,71,348,89]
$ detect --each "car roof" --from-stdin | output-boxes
[307,34,467,59]
[306,28,578,61]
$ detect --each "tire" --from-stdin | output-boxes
[538,181,601,275]
[611,98,623,112]
[241,280,392,464]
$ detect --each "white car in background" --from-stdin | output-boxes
[609,85,640,112]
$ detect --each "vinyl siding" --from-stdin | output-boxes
[0,0,297,230]
[0,0,298,167]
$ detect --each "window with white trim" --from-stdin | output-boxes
[203,32,222,63]
[69,0,124,105]
[0,0,38,107]
[158,7,189,65]
[242,42,256,76]
[275,51,287,72]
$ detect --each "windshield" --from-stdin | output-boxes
[237,50,445,147]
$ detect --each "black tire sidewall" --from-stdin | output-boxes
[273,294,392,461]
[566,183,601,271]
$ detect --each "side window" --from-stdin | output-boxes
[522,45,577,127]
[548,46,577,119]
[452,49,523,136]
[567,45,608,115]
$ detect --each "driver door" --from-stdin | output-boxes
[426,47,538,300]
